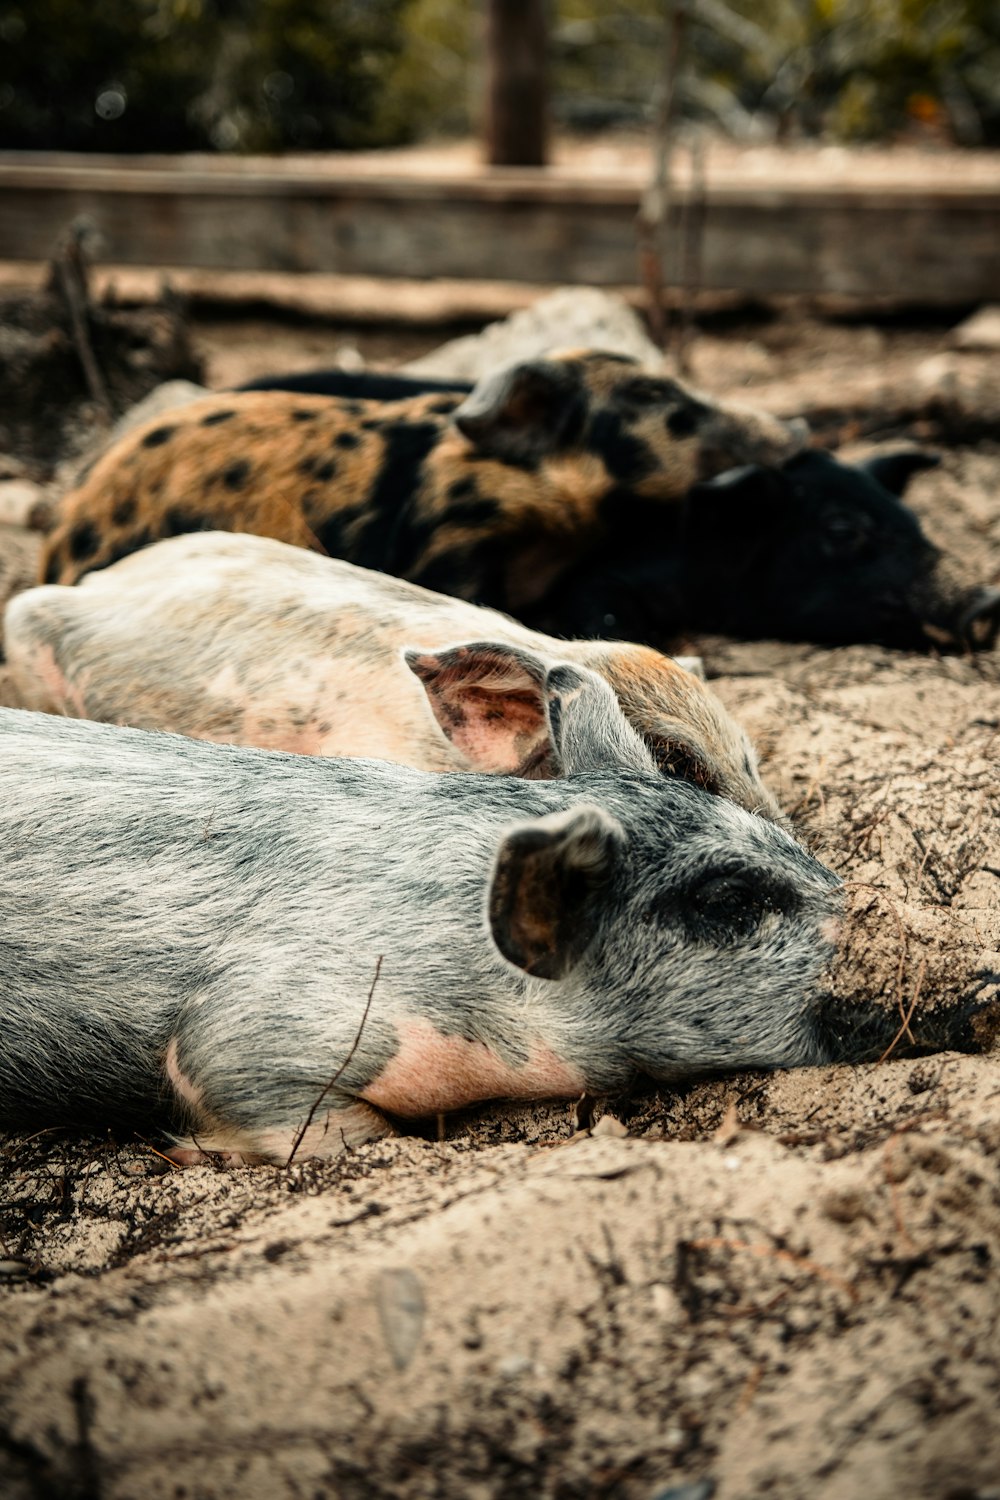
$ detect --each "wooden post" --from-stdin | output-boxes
[637,1,686,348]
[483,0,548,167]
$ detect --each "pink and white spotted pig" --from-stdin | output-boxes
[4,530,782,819]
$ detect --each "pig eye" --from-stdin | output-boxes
[618,378,672,408]
[685,874,780,943]
[821,512,871,559]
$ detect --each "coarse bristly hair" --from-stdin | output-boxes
[0,667,842,1163]
[6,530,784,822]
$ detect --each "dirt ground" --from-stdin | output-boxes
[0,289,998,1500]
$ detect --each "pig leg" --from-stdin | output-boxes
[163,1037,395,1166]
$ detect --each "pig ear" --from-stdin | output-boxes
[862,450,940,497]
[543,664,658,777]
[489,805,624,979]
[451,359,587,465]
[687,464,782,507]
[671,654,705,680]
[405,640,556,775]
[644,727,722,795]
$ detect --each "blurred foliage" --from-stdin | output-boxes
[552,0,1000,144]
[0,0,413,151]
[1,0,999,152]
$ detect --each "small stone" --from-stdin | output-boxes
[649,1481,716,1500]
[650,1282,682,1320]
[950,305,1000,352]
[375,1267,425,1372]
[110,380,210,442]
[122,1156,169,1177]
[820,1188,870,1224]
[333,343,365,372]
[0,480,48,530]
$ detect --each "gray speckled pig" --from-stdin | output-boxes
[0,665,841,1165]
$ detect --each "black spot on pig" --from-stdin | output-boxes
[353,423,442,573]
[164,507,214,538]
[666,403,706,437]
[237,369,473,401]
[448,476,479,504]
[588,410,658,483]
[69,523,99,562]
[223,461,250,492]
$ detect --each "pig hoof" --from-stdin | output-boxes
[164,1141,260,1168]
[164,1102,396,1168]
[258,1101,398,1164]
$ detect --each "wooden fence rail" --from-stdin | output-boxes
[1,150,998,304]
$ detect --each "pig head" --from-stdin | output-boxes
[532,449,1000,652]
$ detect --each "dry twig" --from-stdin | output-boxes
[877,956,928,1065]
[687,1235,859,1303]
[839,881,915,1048]
[285,956,382,1169]
[52,226,111,421]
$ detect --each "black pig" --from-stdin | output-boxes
[533,450,1000,652]
[238,369,474,401]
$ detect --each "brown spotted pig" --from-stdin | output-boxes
[41,352,805,621]
[7,531,783,820]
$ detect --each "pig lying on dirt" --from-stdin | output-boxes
[40,350,804,609]
[0,666,844,1165]
[40,350,998,650]
[6,532,780,820]
[535,449,1000,651]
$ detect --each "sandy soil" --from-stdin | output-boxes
[0,294,998,1499]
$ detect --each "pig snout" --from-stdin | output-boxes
[916,577,1000,652]
[566,803,847,1085]
[955,585,1000,651]
[809,990,999,1066]
[696,402,808,475]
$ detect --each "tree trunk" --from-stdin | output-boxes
[483,0,548,167]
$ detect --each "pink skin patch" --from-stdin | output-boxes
[820,916,842,945]
[360,1017,586,1117]
[21,643,90,718]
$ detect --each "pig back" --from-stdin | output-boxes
[0,710,535,1131]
